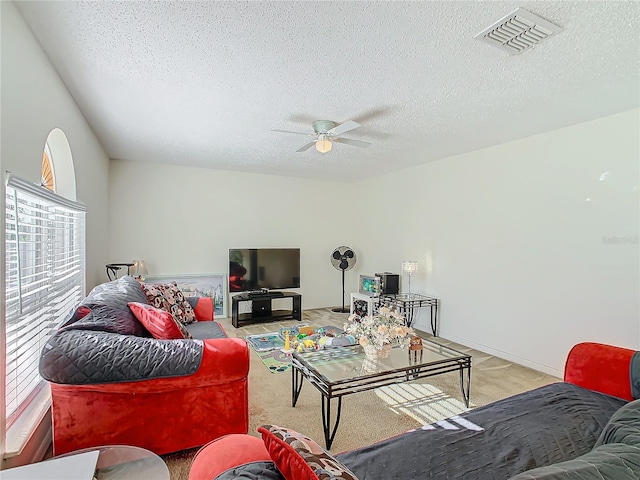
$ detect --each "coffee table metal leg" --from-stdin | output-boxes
[292,366,304,407]
[430,302,438,336]
[321,395,342,450]
[459,363,471,408]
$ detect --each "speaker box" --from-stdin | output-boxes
[375,272,399,295]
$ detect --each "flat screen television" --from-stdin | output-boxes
[229,248,300,292]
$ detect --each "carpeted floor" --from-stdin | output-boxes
[161,308,560,480]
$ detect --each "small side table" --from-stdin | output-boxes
[105,263,134,281]
[57,445,169,480]
[379,293,439,336]
[349,292,379,317]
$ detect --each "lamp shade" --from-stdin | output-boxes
[315,135,332,153]
[401,261,418,275]
[131,260,148,279]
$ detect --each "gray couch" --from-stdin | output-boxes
[190,341,640,479]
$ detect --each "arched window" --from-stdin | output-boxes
[4,128,85,438]
[40,148,55,192]
[40,128,76,200]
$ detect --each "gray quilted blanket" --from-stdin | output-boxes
[40,330,204,384]
[337,382,627,480]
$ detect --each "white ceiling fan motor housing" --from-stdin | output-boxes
[313,120,337,134]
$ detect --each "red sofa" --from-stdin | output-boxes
[39,276,250,456]
[188,342,640,480]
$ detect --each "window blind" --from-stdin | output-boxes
[4,173,85,425]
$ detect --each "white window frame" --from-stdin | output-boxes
[3,172,85,458]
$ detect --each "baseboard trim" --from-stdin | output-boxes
[414,321,563,378]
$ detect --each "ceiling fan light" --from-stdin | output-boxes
[316,136,332,154]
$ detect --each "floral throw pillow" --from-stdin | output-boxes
[128,302,192,339]
[141,281,196,325]
[258,425,359,480]
[160,282,197,324]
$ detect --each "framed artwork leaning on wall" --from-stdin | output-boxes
[144,273,228,319]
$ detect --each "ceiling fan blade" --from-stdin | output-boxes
[296,141,316,152]
[328,120,361,136]
[271,129,313,136]
[333,137,371,148]
[351,107,391,124]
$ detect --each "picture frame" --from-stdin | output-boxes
[144,273,227,319]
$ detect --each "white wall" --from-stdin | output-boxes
[1,1,111,289]
[356,109,640,376]
[108,160,360,310]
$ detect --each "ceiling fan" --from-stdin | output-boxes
[271,120,372,153]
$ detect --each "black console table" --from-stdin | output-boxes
[379,293,439,336]
[231,292,302,328]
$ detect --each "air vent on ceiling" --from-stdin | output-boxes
[475,8,563,55]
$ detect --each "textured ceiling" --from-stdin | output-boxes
[15,1,640,182]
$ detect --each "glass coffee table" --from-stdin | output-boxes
[291,338,471,449]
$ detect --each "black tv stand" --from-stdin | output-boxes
[231,291,301,328]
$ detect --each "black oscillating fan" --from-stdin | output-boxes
[330,246,357,313]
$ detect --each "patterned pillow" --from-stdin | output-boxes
[258,425,359,480]
[141,281,196,325]
[128,302,192,339]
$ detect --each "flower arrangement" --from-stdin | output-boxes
[344,306,414,350]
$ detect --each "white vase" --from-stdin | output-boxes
[361,356,379,374]
[363,343,392,360]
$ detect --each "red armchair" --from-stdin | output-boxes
[40,277,250,456]
[49,337,249,455]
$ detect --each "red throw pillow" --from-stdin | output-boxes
[128,302,192,339]
[193,297,214,321]
[258,425,358,480]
